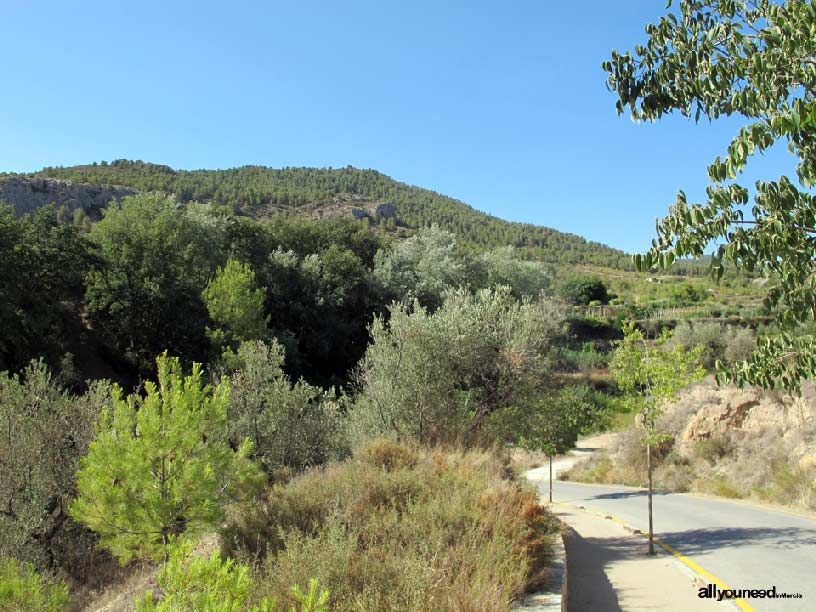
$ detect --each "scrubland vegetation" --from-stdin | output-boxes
[0,192,581,610]
[0,160,811,609]
[224,440,558,612]
[5,0,816,604]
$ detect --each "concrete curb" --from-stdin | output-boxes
[511,524,568,612]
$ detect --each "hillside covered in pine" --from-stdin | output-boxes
[17,160,630,267]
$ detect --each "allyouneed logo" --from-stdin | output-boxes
[698,584,803,601]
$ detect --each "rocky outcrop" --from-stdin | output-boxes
[375,202,396,219]
[673,381,816,468]
[0,177,137,219]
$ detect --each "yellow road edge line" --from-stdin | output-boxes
[652,536,755,612]
[556,502,756,612]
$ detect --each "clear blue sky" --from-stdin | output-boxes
[0,0,792,252]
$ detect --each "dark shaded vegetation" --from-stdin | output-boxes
[0,194,392,387]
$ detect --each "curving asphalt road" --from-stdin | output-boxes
[528,455,816,612]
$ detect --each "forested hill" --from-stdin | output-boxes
[20,160,630,267]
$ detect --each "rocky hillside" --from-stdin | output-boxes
[2,160,632,267]
[0,176,136,219]
[563,381,816,510]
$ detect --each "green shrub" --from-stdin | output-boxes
[559,276,609,306]
[0,557,70,612]
[556,342,610,372]
[562,456,613,483]
[227,340,348,473]
[137,539,266,612]
[585,392,634,432]
[0,360,109,576]
[666,321,756,369]
[137,539,328,612]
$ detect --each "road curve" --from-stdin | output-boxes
[528,473,816,612]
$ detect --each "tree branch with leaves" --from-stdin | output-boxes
[604,0,816,390]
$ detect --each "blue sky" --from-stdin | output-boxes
[0,0,793,252]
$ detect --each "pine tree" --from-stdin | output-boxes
[202,259,268,357]
[70,354,263,563]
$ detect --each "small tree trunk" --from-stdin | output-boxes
[647,443,655,555]
[549,455,553,503]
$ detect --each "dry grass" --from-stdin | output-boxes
[76,564,155,612]
[222,440,559,612]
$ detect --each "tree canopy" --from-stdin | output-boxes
[0,205,91,373]
[603,0,816,389]
[85,193,226,371]
[202,259,269,359]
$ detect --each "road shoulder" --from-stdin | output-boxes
[556,503,733,611]
[526,435,737,611]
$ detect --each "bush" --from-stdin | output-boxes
[0,557,70,612]
[356,439,418,471]
[227,340,348,473]
[723,326,757,363]
[701,475,743,499]
[137,539,263,612]
[137,539,329,612]
[556,342,610,372]
[352,288,565,444]
[0,360,109,576]
[665,322,757,369]
[558,276,609,306]
[470,246,550,299]
[225,444,559,612]
[694,436,734,464]
[754,460,816,509]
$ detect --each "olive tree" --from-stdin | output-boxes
[0,360,109,571]
[470,246,551,299]
[603,0,816,390]
[352,287,565,444]
[372,225,464,310]
[226,340,347,473]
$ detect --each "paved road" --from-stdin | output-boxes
[528,471,816,612]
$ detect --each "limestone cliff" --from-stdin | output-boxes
[0,176,137,219]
